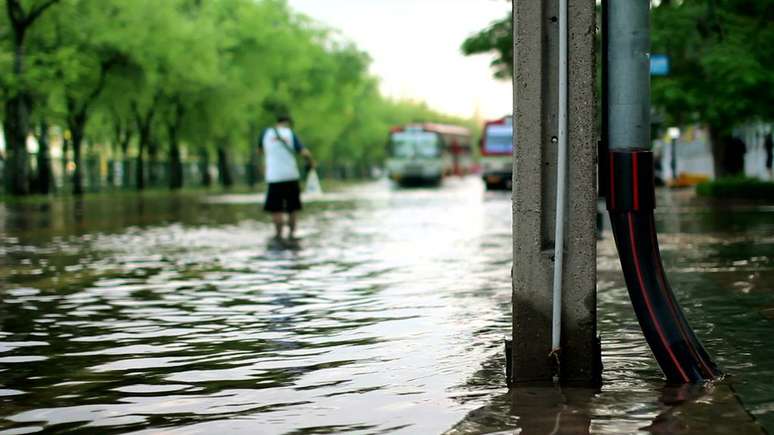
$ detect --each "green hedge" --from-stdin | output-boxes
[696,177,774,200]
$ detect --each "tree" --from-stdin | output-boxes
[159,0,218,190]
[2,0,62,195]
[460,13,512,79]
[651,0,774,177]
[107,0,187,190]
[2,0,475,195]
[31,117,52,193]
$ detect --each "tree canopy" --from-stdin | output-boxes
[651,0,774,130]
[460,12,512,80]
[2,0,475,194]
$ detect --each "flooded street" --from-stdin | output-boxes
[1,179,773,434]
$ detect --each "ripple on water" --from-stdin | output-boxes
[1,182,773,434]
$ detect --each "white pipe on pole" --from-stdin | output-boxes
[552,0,569,354]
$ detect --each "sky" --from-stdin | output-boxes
[286,0,512,120]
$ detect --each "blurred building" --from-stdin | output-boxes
[737,122,773,180]
[654,122,773,185]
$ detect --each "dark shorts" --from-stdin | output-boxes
[264,180,302,212]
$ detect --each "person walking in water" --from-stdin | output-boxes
[258,114,314,241]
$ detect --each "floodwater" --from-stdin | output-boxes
[1,179,773,434]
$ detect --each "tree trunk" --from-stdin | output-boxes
[119,123,132,189]
[166,101,185,190]
[132,97,159,191]
[247,123,259,187]
[200,147,211,187]
[709,124,727,179]
[121,143,131,190]
[67,109,88,195]
[133,116,150,192]
[3,95,31,195]
[121,158,130,189]
[148,139,159,187]
[35,119,53,194]
[168,124,183,189]
[136,140,145,191]
[61,136,70,190]
[71,124,85,195]
[135,114,147,191]
[106,158,116,187]
[217,144,233,188]
[3,24,30,196]
[4,0,63,195]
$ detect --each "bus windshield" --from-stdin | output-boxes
[483,124,513,155]
[390,131,440,158]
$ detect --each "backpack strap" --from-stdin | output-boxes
[272,128,297,156]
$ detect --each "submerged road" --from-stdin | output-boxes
[1,179,773,434]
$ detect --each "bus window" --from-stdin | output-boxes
[390,131,440,158]
[386,123,471,186]
[483,124,513,155]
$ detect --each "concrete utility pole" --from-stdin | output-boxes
[511,0,598,384]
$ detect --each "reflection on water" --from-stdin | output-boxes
[1,181,773,434]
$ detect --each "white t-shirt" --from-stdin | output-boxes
[261,127,304,183]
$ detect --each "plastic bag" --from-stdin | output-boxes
[304,168,323,196]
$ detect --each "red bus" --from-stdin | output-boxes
[479,116,514,190]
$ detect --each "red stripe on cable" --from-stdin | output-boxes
[628,213,690,382]
[633,153,640,211]
[648,217,715,377]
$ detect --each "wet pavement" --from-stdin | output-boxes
[1,179,773,434]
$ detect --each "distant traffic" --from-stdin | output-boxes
[386,123,474,186]
[385,119,514,189]
[479,116,514,190]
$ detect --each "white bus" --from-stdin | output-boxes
[386,123,473,186]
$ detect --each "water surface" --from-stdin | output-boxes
[1,181,773,434]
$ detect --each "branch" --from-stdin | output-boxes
[131,100,142,128]
[26,0,62,27]
[167,95,186,129]
[65,93,79,127]
[176,99,186,126]
[82,57,116,110]
[146,91,163,124]
[122,125,134,148]
[6,0,24,26]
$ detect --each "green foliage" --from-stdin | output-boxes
[462,2,774,130]
[696,176,774,200]
[2,0,470,192]
[651,0,774,130]
[460,14,512,79]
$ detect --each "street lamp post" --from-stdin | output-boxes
[668,127,680,183]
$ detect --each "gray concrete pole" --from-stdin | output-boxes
[607,0,651,150]
[512,0,598,384]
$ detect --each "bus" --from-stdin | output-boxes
[386,123,473,186]
[480,116,514,190]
